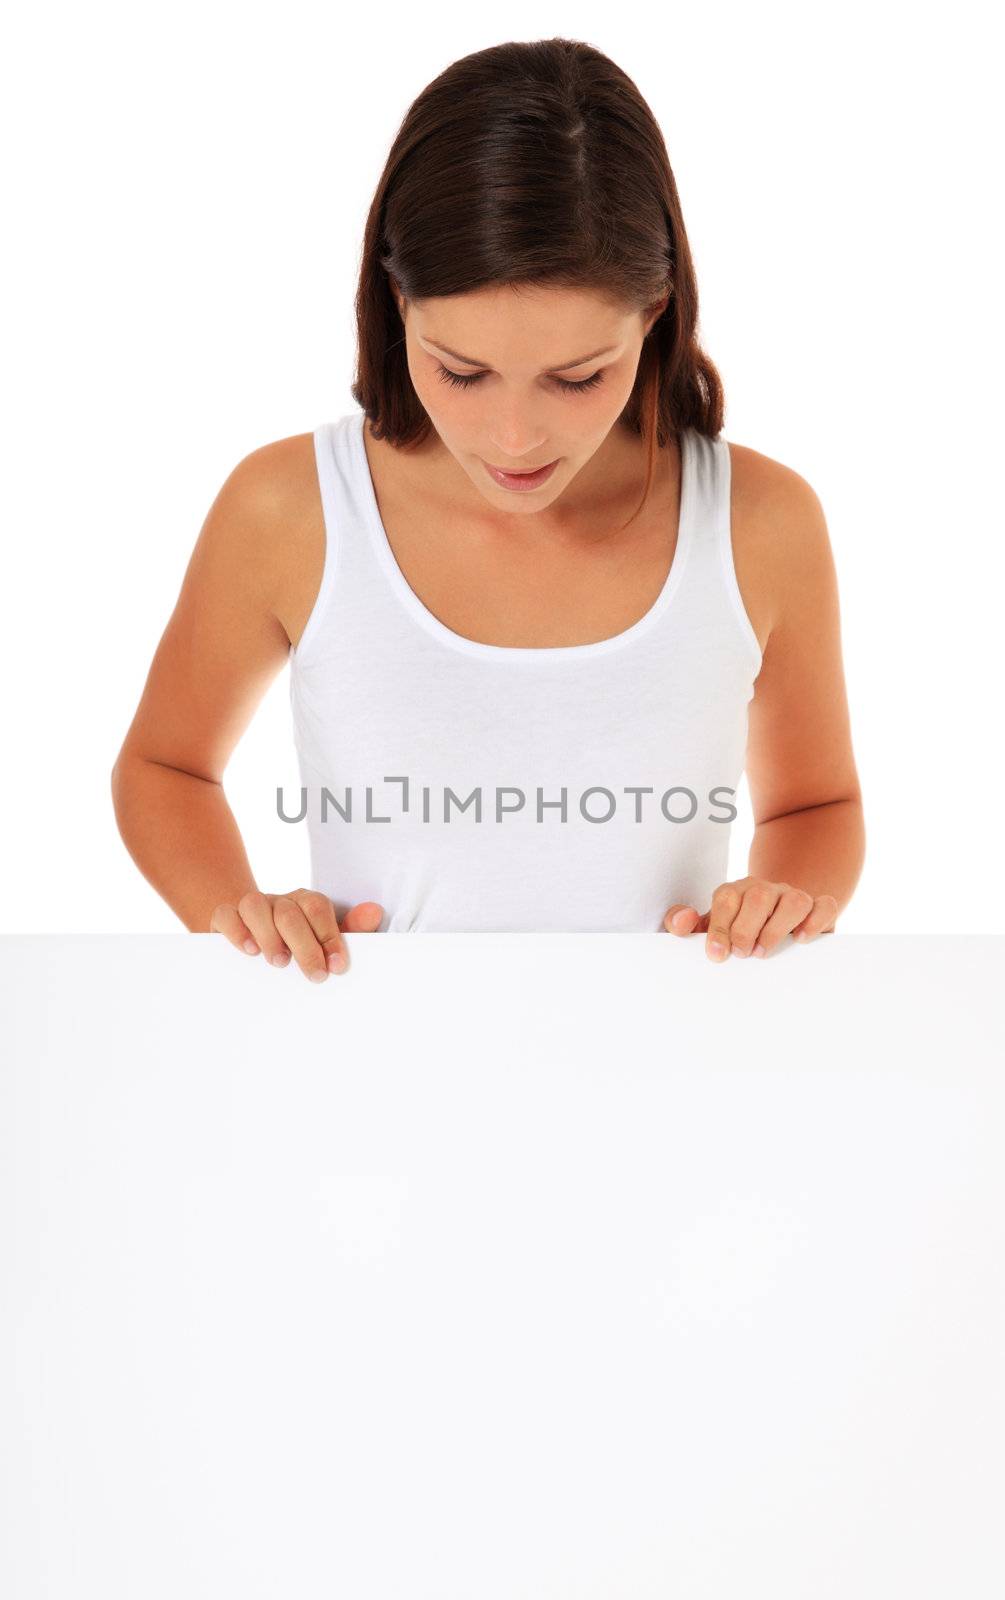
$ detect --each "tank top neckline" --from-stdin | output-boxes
[349,409,699,663]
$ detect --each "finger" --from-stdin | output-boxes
[790,894,839,944]
[663,903,702,934]
[283,889,350,980]
[728,882,782,957]
[752,886,815,957]
[705,882,744,961]
[237,890,293,968]
[341,901,384,933]
[210,902,261,956]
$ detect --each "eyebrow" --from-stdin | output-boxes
[419,337,620,374]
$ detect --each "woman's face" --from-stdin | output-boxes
[394,282,668,522]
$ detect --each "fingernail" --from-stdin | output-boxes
[754,943,767,957]
[733,946,749,958]
[243,940,259,955]
[309,969,328,983]
[707,940,727,958]
[270,951,291,967]
[671,910,690,930]
[328,951,347,974]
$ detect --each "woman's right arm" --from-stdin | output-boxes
[110,437,382,979]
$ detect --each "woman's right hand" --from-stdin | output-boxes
[210,889,384,982]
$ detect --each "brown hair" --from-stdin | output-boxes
[350,37,725,526]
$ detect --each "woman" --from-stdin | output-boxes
[110,37,865,981]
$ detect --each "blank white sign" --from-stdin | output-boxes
[2,933,1003,1598]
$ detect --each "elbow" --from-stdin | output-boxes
[110,749,139,809]
[110,757,125,825]
[111,743,144,785]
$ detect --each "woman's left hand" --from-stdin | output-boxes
[663,877,839,960]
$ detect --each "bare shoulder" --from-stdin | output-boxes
[230,429,317,510]
[727,439,834,653]
[110,431,322,784]
[220,430,325,650]
[726,440,861,821]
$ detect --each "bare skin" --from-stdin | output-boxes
[111,285,863,979]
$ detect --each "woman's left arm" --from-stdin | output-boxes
[743,464,865,926]
[665,461,865,959]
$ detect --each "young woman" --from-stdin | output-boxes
[111,37,864,982]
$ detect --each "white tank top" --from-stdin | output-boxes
[287,410,762,932]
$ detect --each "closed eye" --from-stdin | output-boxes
[435,364,605,395]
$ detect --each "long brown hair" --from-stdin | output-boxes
[350,37,725,527]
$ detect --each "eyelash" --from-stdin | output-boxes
[435,364,605,395]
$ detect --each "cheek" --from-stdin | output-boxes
[417,390,471,448]
[412,371,472,431]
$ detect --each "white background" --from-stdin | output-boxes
[2,0,1002,930]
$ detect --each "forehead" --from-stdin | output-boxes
[413,290,629,371]
[415,283,626,329]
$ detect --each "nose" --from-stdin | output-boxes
[488,435,549,464]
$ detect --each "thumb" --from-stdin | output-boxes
[663,903,710,935]
[340,901,385,932]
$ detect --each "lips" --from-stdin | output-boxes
[482,457,559,491]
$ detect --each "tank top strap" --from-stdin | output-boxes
[313,412,362,556]
[292,415,385,663]
[680,427,730,549]
[674,427,761,669]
